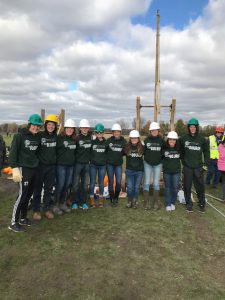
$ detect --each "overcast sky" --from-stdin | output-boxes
[0,0,224,127]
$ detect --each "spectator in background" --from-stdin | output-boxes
[217,137,225,201]
[206,126,224,188]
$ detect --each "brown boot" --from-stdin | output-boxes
[99,196,104,208]
[153,190,161,210]
[33,212,42,221]
[89,197,96,208]
[44,211,54,220]
[143,191,150,209]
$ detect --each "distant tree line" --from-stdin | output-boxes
[117,118,218,137]
[0,119,218,137]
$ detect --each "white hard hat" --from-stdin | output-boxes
[149,122,160,131]
[112,123,122,131]
[129,130,140,138]
[79,119,90,128]
[167,131,178,139]
[64,119,76,128]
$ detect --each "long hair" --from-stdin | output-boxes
[149,131,163,138]
[165,139,180,151]
[124,139,144,156]
[60,128,76,141]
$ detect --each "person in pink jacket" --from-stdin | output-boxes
[217,139,225,201]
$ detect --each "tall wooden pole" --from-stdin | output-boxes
[170,98,176,130]
[41,109,45,122]
[154,10,160,122]
[136,96,141,132]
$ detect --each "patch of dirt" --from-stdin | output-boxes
[0,176,17,199]
[187,211,225,286]
[187,212,213,242]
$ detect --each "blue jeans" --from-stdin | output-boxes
[144,161,161,191]
[89,164,106,196]
[205,159,221,186]
[163,172,180,206]
[72,163,89,205]
[106,164,122,195]
[126,169,143,199]
[56,165,74,201]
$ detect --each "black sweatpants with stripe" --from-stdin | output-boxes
[183,165,205,209]
[11,167,38,225]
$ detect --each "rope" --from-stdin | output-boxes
[192,189,225,219]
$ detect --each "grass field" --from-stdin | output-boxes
[1,177,225,300]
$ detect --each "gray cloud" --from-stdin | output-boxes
[0,0,224,128]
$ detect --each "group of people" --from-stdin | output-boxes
[6,113,225,233]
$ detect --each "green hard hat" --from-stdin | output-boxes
[28,114,43,126]
[188,118,199,126]
[94,123,104,132]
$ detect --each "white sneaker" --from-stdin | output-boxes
[171,204,175,211]
[166,206,171,211]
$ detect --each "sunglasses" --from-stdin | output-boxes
[95,131,104,134]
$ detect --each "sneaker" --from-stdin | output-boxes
[198,206,205,213]
[44,211,55,219]
[166,206,171,211]
[33,212,42,221]
[186,207,193,213]
[171,204,176,211]
[126,202,132,208]
[71,203,78,210]
[59,203,71,213]
[82,203,89,210]
[19,218,32,226]
[8,223,25,233]
[53,205,63,216]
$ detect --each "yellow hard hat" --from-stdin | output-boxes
[45,114,58,124]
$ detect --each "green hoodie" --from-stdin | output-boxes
[162,147,181,173]
[126,145,144,171]
[106,136,127,166]
[56,135,76,166]
[144,136,165,165]
[179,133,210,168]
[76,133,92,164]
[38,130,57,165]
[90,138,107,166]
[9,128,40,168]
